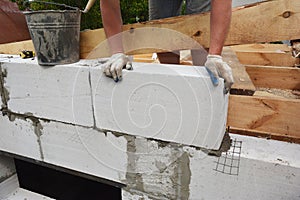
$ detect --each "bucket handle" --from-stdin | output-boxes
[24,0,80,11]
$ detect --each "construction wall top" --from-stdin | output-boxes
[0,54,228,150]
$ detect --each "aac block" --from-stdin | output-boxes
[1,55,228,150]
[40,121,128,184]
[0,55,93,127]
[91,63,228,150]
[0,115,41,160]
[0,155,15,183]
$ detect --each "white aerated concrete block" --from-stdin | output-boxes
[0,55,93,127]
[1,55,228,150]
[1,112,300,199]
[0,115,41,160]
[2,188,55,200]
[91,62,228,150]
[40,121,128,184]
[0,155,15,183]
[0,175,19,199]
[187,134,300,200]
[123,135,300,200]
[0,175,54,200]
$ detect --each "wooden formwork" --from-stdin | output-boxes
[228,43,300,143]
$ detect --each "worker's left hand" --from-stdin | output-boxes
[205,55,234,94]
[103,53,133,82]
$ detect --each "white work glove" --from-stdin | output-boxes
[103,53,133,82]
[205,55,234,94]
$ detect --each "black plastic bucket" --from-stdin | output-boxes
[24,10,81,66]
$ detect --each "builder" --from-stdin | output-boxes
[100,0,234,93]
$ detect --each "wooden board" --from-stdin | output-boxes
[246,65,300,90]
[133,53,156,63]
[227,95,300,141]
[1,0,299,58]
[235,52,299,66]
[81,0,300,58]
[230,43,292,53]
[0,40,34,55]
[222,47,256,95]
[230,127,300,144]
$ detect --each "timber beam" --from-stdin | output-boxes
[0,0,299,58]
[81,0,300,58]
[227,95,300,142]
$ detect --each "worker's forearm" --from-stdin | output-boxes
[100,0,123,54]
[209,0,232,55]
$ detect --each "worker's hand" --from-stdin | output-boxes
[103,53,133,82]
[205,55,234,94]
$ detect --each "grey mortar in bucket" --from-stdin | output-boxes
[24,10,81,66]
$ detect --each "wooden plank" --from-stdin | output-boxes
[80,29,108,59]
[133,53,156,63]
[222,47,256,95]
[1,0,299,58]
[235,52,299,66]
[227,95,300,140]
[230,127,300,144]
[246,65,300,90]
[0,40,34,55]
[253,89,300,99]
[230,43,292,52]
[231,43,299,67]
[81,0,300,58]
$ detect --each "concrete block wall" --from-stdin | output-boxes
[0,55,300,199]
[0,55,228,150]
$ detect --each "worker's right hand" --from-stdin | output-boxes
[103,53,133,82]
[205,55,234,94]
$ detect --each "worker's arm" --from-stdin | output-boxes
[205,0,234,93]
[100,0,132,82]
